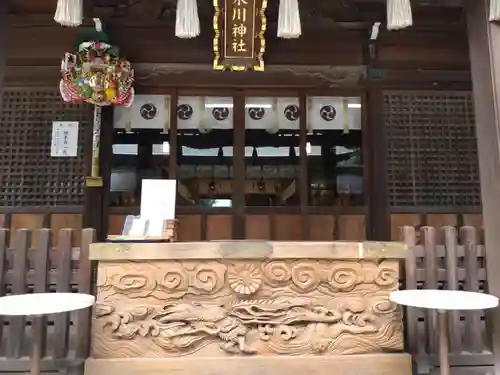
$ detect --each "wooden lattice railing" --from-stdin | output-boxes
[0,228,95,373]
[0,226,493,375]
[401,226,492,374]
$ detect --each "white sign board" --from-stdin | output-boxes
[51,121,79,157]
[140,179,177,222]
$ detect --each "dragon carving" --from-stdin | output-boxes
[97,297,395,355]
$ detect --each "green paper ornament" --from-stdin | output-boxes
[79,84,93,99]
[73,28,110,50]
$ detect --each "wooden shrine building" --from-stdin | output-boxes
[0,0,487,242]
[2,0,500,373]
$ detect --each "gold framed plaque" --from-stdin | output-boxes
[213,0,267,71]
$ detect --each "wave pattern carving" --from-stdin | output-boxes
[92,259,403,357]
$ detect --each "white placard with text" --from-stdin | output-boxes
[140,179,177,222]
[51,121,79,157]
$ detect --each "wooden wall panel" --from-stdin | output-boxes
[7,26,78,64]
[245,215,271,240]
[100,213,465,242]
[463,214,483,228]
[7,24,468,70]
[7,25,363,66]
[1,213,84,245]
[7,212,478,244]
[9,213,44,247]
[378,31,470,69]
[50,214,82,246]
[265,30,363,65]
[390,214,421,241]
[463,214,484,243]
[275,215,301,241]
[206,215,232,240]
[426,214,458,242]
[10,213,44,231]
[337,215,366,240]
[309,215,334,241]
[426,213,458,228]
[177,215,202,242]
[108,214,126,236]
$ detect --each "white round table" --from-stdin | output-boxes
[0,293,95,375]
[390,290,498,375]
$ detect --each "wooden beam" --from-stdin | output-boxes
[4,64,366,89]
[4,65,473,90]
[465,0,500,372]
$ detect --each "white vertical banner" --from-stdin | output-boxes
[51,121,79,157]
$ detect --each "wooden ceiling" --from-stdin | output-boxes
[9,0,465,30]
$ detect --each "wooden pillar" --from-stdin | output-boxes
[366,88,389,240]
[465,0,500,372]
[0,0,8,111]
[364,40,390,241]
[168,91,179,179]
[233,92,246,239]
[298,91,309,240]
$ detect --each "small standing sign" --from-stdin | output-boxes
[107,180,178,241]
[141,179,177,238]
[213,0,267,71]
[51,121,79,157]
[140,179,177,221]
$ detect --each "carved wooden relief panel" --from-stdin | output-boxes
[92,259,403,357]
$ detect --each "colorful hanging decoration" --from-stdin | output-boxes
[58,19,134,188]
[59,19,135,107]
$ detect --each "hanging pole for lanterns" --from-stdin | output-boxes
[85,19,105,188]
[85,105,103,188]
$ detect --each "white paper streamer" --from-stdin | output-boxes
[54,0,83,27]
[175,0,200,38]
[386,0,413,31]
[490,0,500,21]
[277,0,302,38]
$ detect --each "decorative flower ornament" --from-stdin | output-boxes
[228,264,262,295]
[59,19,134,107]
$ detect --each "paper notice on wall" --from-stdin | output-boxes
[51,121,79,157]
[140,179,177,221]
